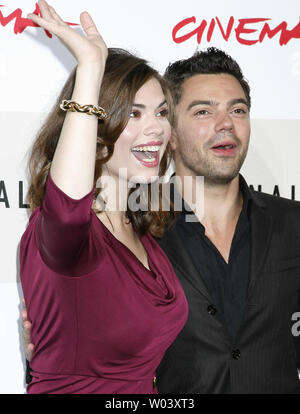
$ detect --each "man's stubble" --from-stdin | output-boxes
[175,132,249,186]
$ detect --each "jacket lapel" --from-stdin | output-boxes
[162,182,274,301]
[247,194,273,296]
[159,222,233,343]
[159,224,213,302]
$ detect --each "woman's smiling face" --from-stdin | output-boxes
[105,77,171,184]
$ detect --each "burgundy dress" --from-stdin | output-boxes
[20,173,188,394]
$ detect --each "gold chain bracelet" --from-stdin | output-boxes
[60,99,107,120]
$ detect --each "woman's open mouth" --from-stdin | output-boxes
[131,143,161,168]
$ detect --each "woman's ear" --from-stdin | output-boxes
[97,137,109,158]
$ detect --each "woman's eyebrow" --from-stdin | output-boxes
[132,100,167,109]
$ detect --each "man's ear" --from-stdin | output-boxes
[170,129,178,151]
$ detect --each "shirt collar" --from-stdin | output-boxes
[238,174,252,219]
[170,173,254,221]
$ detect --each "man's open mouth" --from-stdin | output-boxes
[211,142,237,156]
[212,143,236,150]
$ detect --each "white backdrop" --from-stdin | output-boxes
[0,0,299,393]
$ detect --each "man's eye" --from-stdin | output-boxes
[233,108,247,114]
[129,110,141,118]
[195,110,209,116]
[157,108,168,117]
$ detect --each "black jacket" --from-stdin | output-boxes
[156,184,300,394]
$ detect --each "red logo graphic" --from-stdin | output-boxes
[173,16,300,46]
[0,3,78,37]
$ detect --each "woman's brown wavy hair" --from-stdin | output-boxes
[27,48,175,237]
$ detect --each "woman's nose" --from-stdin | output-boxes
[144,115,164,136]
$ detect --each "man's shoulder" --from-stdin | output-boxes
[251,190,300,231]
[251,189,300,213]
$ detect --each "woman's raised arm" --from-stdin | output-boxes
[24,1,107,274]
[28,0,107,199]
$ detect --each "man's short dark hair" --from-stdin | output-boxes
[164,47,251,109]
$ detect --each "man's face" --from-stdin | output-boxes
[172,73,250,185]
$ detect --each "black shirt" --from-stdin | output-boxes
[173,174,252,340]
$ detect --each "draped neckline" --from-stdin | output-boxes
[92,212,176,304]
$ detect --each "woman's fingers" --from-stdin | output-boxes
[21,298,27,320]
[80,12,100,37]
[27,0,67,35]
[22,317,35,361]
[25,343,35,361]
[27,12,58,34]
[37,0,52,20]
[48,5,66,24]
[27,1,107,68]
[80,12,107,58]
[23,320,31,335]
[21,297,35,360]
[22,320,31,345]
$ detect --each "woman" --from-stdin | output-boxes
[20,0,188,394]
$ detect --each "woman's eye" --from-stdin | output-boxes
[157,108,168,117]
[129,110,141,119]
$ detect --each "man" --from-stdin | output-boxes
[22,48,300,393]
[155,47,300,394]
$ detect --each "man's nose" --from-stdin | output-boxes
[215,112,234,132]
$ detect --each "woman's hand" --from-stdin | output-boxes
[27,0,108,69]
[21,299,35,362]
[27,0,106,199]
